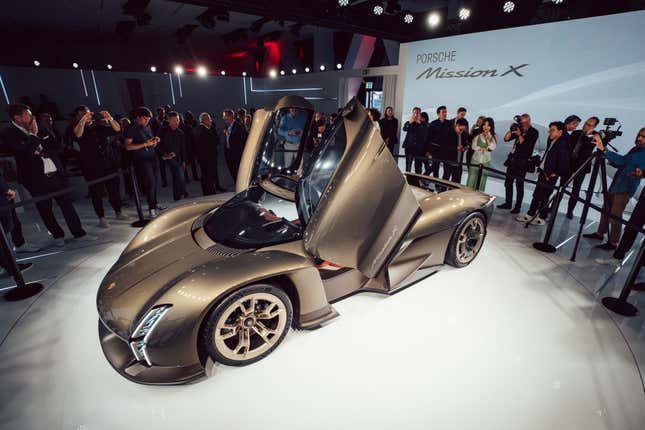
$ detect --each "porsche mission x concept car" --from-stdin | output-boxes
[97,97,495,385]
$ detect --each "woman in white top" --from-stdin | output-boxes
[466,117,497,191]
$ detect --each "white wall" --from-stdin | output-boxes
[398,11,645,169]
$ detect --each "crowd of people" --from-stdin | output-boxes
[0,98,644,276]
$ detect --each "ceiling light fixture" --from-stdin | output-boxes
[305,67,310,73]
[503,1,515,13]
[242,71,247,77]
[107,64,113,70]
[336,63,342,70]
[174,65,184,75]
[72,62,79,69]
[338,0,349,6]
[459,8,471,20]
[196,65,207,77]
[373,3,384,16]
[221,70,226,76]
[33,60,40,67]
[269,69,278,78]
[150,66,157,72]
[292,68,297,74]
[427,12,441,28]
[403,13,414,24]
[320,65,326,71]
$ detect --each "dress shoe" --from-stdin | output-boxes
[583,232,604,240]
[565,211,573,220]
[497,203,512,210]
[510,207,521,214]
[596,242,617,251]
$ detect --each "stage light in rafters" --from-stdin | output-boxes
[503,1,515,13]
[403,13,414,24]
[427,12,440,28]
[459,8,471,20]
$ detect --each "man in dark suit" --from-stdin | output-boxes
[222,109,248,183]
[566,117,599,218]
[195,112,224,195]
[1,103,89,247]
[516,121,571,225]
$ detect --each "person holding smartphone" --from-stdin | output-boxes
[124,107,163,218]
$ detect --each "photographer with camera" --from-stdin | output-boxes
[565,117,600,218]
[497,114,539,214]
[402,107,425,174]
[584,127,645,250]
[516,122,570,225]
[73,106,127,228]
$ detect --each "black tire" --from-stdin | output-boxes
[201,284,293,367]
[445,212,487,268]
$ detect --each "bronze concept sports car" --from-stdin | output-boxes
[97,96,495,385]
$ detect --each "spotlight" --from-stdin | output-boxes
[403,13,414,24]
[269,69,278,78]
[552,0,564,4]
[305,67,310,73]
[459,8,471,20]
[174,65,184,75]
[427,12,441,28]
[196,65,208,77]
[221,70,226,76]
[107,64,113,70]
[280,70,285,76]
[33,60,40,67]
[242,71,247,76]
[291,68,297,74]
[503,1,515,13]
[373,4,384,16]
[150,66,157,72]
[336,63,342,70]
[72,62,79,69]
[338,0,349,6]
[320,65,326,71]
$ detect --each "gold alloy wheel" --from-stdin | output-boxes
[456,217,485,265]
[213,292,288,362]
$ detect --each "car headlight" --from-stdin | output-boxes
[129,305,171,366]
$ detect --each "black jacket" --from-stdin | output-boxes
[1,124,64,186]
[378,117,399,147]
[542,136,570,179]
[158,126,187,163]
[194,125,220,167]
[225,120,248,156]
[568,130,596,174]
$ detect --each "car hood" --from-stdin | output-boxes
[97,199,230,338]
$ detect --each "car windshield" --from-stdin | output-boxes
[203,186,302,249]
[297,118,347,223]
[253,107,312,180]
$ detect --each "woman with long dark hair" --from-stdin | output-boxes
[466,117,497,191]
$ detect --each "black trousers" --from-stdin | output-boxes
[527,173,557,218]
[504,159,528,209]
[567,171,588,214]
[225,149,242,183]
[25,173,85,239]
[134,157,158,210]
[199,159,221,196]
[615,192,645,258]
[405,149,423,174]
[11,209,25,247]
[88,173,121,218]
[156,152,168,186]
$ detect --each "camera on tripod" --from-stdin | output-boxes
[597,118,623,143]
[509,115,522,133]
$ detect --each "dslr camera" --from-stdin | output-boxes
[509,115,522,133]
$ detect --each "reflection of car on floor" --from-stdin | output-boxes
[97,96,495,385]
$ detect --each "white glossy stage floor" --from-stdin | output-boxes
[0,186,644,430]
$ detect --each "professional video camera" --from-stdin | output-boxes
[597,118,623,144]
[509,115,522,133]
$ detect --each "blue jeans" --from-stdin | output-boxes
[166,158,187,200]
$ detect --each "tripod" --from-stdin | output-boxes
[530,150,609,253]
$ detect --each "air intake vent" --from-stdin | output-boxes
[207,243,248,258]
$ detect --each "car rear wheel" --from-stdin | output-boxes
[201,284,293,366]
[445,212,487,268]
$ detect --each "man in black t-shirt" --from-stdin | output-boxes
[497,114,539,214]
[73,106,127,227]
[123,107,163,218]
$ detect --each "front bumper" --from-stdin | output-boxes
[98,319,206,385]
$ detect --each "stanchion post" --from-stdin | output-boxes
[1,224,43,301]
[601,240,644,317]
[129,166,150,228]
[533,184,564,253]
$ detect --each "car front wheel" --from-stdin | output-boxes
[201,284,293,366]
[445,212,487,268]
